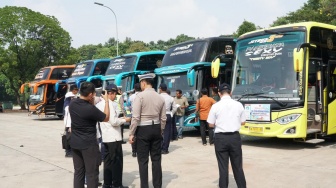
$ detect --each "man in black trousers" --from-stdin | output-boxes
[128,73,167,188]
[69,82,110,188]
[207,83,246,188]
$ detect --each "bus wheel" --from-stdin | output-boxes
[57,115,63,119]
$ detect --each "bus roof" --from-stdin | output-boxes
[168,37,234,48]
[238,21,336,41]
[113,50,165,58]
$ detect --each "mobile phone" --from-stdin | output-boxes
[102,90,106,95]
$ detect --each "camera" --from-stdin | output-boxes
[102,90,106,95]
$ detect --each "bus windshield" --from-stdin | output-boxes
[34,68,50,81]
[71,61,93,77]
[105,56,136,75]
[232,31,305,100]
[162,41,207,67]
[158,73,196,100]
[30,85,44,103]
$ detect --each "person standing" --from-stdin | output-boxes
[207,83,246,188]
[96,84,131,188]
[174,89,189,139]
[159,83,177,154]
[195,88,216,146]
[128,73,167,188]
[128,83,142,157]
[211,87,220,102]
[63,92,76,157]
[116,87,127,144]
[69,82,110,188]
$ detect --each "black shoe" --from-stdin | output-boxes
[132,152,137,157]
[161,150,169,154]
[112,186,129,188]
[65,154,72,158]
[102,184,111,188]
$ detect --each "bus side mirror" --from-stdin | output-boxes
[211,58,220,78]
[187,69,195,87]
[293,48,304,72]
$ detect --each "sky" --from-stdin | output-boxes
[1,0,308,48]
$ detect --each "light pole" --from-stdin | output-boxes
[94,2,119,56]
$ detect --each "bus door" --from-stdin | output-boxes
[326,60,336,135]
[307,59,321,131]
[55,83,68,115]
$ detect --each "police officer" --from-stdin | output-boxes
[128,73,167,188]
[207,83,246,188]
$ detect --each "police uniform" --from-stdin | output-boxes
[207,83,246,188]
[129,73,167,188]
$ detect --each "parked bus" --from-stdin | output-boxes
[221,22,336,143]
[155,37,236,129]
[87,51,165,96]
[56,58,110,96]
[20,65,75,117]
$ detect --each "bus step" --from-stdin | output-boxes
[307,129,320,134]
[304,138,325,144]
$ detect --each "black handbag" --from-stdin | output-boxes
[62,131,71,150]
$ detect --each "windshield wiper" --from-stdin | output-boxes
[237,93,287,107]
[237,92,265,101]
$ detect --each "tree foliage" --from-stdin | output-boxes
[0,6,72,108]
[233,20,259,38]
[271,0,336,26]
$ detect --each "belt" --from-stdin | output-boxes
[139,119,160,126]
[216,131,239,135]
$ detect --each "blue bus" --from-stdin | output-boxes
[55,59,110,115]
[87,51,165,95]
[154,37,235,129]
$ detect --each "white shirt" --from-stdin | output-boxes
[128,91,140,113]
[96,99,126,142]
[207,96,246,133]
[64,106,71,128]
[160,93,177,115]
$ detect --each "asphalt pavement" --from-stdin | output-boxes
[1,111,336,188]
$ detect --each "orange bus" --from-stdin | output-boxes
[20,65,75,118]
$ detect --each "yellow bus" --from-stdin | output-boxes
[223,22,336,143]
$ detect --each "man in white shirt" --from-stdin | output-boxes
[96,84,131,188]
[207,83,246,188]
[159,83,177,154]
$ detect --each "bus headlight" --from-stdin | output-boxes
[275,114,301,125]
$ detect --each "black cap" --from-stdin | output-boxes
[105,84,118,91]
[218,83,231,92]
[159,83,167,91]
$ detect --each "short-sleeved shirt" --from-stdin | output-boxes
[69,98,106,149]
[129,88,167,136]
[197,96,216,120]
[207,96,246,133]
[174,96,189,116]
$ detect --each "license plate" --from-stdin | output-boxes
[249,126,263,133]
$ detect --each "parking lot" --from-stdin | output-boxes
[1,111,336,188]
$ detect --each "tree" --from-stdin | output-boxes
[0,6,72,109]
[126,42,150,54]
[233,20,259,38]
[271,0,332,26]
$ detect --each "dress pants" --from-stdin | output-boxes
[103,141,123,187]
[162,114,172,152]
[171,114,178,140]
[136,124,162,188]
[214,133,246,188]
[72,144,101,188]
